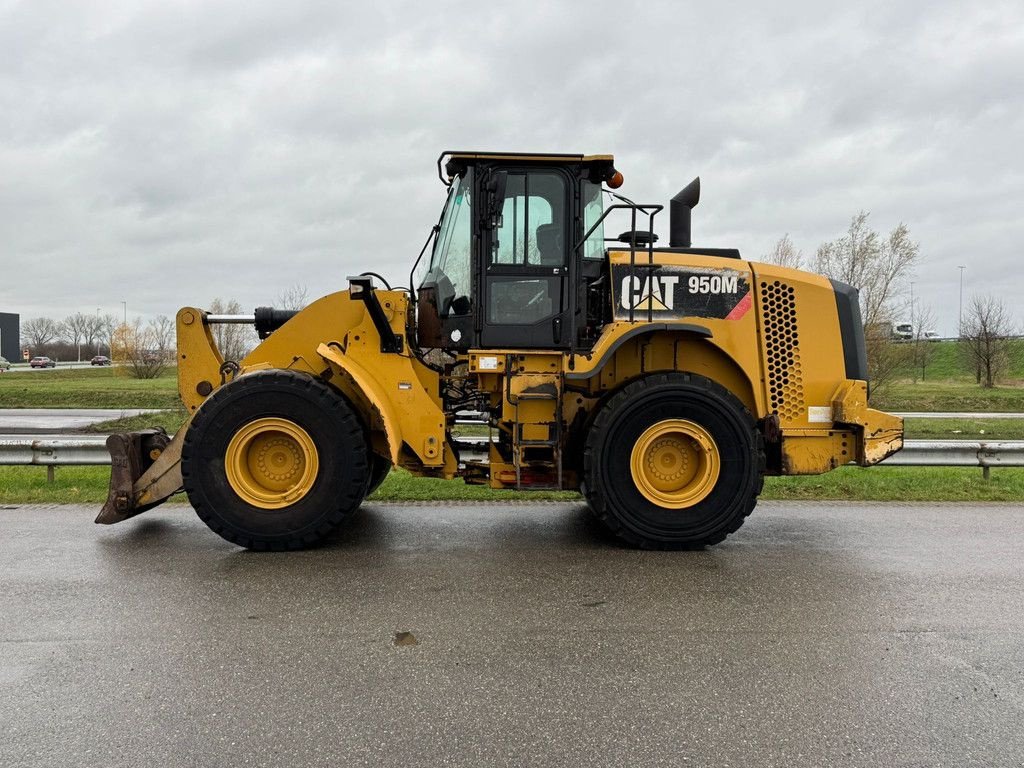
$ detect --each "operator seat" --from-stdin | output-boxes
[535,224,565,266]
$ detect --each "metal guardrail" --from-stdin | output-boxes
[881,441,1024,479]
[454,410,488,425]
[460,410,1024,423]
[0,435,111,482]
[4,436,1022,476]
[894,412,1024,420]
[886,440,1024,465]
[0,435,112,465]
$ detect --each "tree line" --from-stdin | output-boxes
[763,213,1021,390]
[20,313,121,361]
[18,287,309,377]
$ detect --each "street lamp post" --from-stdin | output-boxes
[910,282,915,333]
[121,301,127,326]
[957,266,966,337]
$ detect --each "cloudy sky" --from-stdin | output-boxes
[1,0,1021,335]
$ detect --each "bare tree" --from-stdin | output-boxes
[910,304,938,383]
[110,318,172,379]
[762,234,803,269]
[83,314,105,355]
[21,317,60,350]
[277,284,310,311]
[961,294,1016,388]
[150,315,174,355]
[863,322,912,396]
[813,212,919,330]
[208,298,256,362]
[813,212,919,397]
[61,313,95,361]
[98,313,119,353]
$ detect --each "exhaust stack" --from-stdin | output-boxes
[669,177,700,247]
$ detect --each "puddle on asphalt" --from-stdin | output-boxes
[393,631,419,647]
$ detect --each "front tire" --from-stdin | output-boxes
[181,370,370,550]
[582,372,763,549]
[365,455,392,496]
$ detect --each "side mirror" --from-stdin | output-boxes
[485,171,507,227]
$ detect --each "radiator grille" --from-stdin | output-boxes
[760,280,805,422]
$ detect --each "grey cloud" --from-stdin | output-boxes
[0,0,1021,335]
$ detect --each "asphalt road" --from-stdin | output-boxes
[0,408,159,433]
[2,501,1022,768]
[2,362,99,373]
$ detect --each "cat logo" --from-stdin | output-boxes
[620,275,679,311]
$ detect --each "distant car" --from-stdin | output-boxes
[30,356,56,368]
[91,355,112,366]
[0,356,10,372]
[923,331,941,341]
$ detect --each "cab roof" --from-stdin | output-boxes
[438,150,615,185]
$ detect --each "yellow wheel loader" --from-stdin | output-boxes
[99,151,903,550]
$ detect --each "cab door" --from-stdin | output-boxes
[479,167,572,349]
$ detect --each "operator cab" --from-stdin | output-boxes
[415,152,619,353]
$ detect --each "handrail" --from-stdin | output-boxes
[570,201,665,339]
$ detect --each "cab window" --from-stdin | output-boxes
[491,172,566,266]
[581,180,605,260]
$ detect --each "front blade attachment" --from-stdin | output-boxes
[97,428,175,524]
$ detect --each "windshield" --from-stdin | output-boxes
[425,170,473,315]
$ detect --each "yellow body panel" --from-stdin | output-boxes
[176,308,227,413]
[176,290,454,478]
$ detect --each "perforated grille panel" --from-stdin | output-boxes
[760,280,805,422]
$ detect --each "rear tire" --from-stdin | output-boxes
[582,372,763,549]
[181,370,369,550]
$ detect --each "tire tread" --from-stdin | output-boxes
[181,370,369,550]
[582,372,764,550]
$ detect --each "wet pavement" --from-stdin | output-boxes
[2,501,1022,767]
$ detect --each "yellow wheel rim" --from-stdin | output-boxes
[629,419,720,508]
[224,418,319,509]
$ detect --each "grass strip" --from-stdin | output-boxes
[903,418,1024,441]
[2,465,1022,506]
[85,409,190,434]
[0,367,180,409]
[3,366,1024,414]
[873,381,1024,413]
